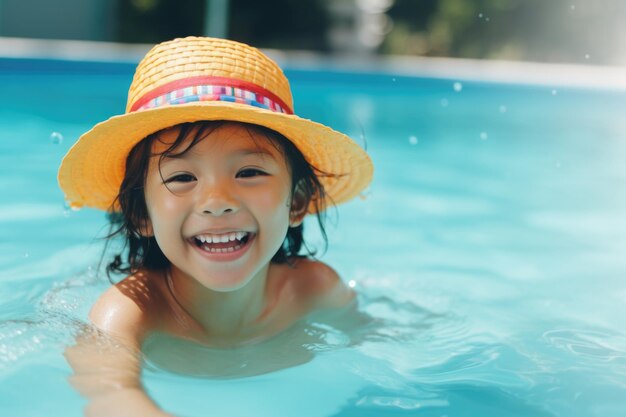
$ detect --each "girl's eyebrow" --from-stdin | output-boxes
[160,147,279,161]
[232,148,278,160]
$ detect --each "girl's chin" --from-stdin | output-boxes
[195,274,254,292]
[177,264,259,292]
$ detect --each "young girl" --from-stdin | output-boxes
[59,37,372,416]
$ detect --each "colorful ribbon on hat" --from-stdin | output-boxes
[130,76,293,115]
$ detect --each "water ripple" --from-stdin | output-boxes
[543,328,626,370]
[0,316,81,372]
[355,394,449,411]
[0,265,106,373]
[0,203,65,222]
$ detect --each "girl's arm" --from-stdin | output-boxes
[65,284,173,417]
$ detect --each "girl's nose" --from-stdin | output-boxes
[203,205,235,216]
[197,184,239,216]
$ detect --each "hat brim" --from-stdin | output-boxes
[58,101,373,212]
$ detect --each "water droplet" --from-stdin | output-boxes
[570,4,576,10]
[50,131,63,145]
[63,200,82,212]
[551,89,558,96]
[584,54,590,60]
[485,17,490,22]
[408,135,418,145]
[391,77,397,82]
[499,105,507,113]
[62,201,73,217]
[440,98,449,107]
[453,82,463,92]
[23,253,29,259]
[478,13,483,18]
[348,280,357,288]
[480,132,488,140]
[556,161,562,168]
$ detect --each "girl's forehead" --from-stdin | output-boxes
[152,123,282,158]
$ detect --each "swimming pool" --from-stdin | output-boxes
[1,55,626,417]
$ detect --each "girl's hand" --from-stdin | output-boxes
[65,327,173,417]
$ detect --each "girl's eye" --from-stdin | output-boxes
[237,168,267,178]
[165,173,196,183]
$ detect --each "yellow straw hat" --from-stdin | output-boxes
[58,36,373,212]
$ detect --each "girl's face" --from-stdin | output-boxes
[143,123,301,291]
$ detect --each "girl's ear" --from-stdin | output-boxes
[289,181,310,228]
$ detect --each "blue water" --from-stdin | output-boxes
[1,57,626,416]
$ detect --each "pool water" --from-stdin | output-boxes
[1,57,626,417]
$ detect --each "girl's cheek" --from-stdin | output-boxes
[161,194,183,213]
[254,185,290,211]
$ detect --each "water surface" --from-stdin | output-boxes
[1,58,626,416]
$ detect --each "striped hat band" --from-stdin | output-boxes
[131,75,293,115]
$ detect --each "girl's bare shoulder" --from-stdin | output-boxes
[288,258,355,310]
[89,270,167,346]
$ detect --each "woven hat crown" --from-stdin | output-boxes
[126,37,293,114]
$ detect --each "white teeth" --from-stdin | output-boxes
[201,244,242,253]
[195,231,249,243]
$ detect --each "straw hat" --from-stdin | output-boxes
[58,36,373,213]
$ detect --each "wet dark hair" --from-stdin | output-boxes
[104,120,332,280]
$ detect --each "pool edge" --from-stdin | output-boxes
[1,36,625,91]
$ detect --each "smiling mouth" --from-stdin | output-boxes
[192,231,254,253]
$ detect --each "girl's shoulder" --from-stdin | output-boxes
[89,270,167,347]
[287,258,355,310]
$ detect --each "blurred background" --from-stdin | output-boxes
[0,0,624,66]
